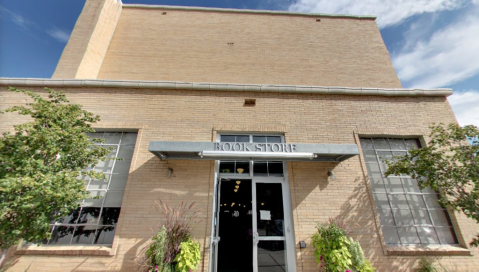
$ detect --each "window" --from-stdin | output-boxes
[218,134,284,177]
[44,132,137,246]
[360,138,458,245]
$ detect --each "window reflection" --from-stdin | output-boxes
[256,183,284,237]
[257,241,286,272]
[360,137,458,245]
[45,132,136,246]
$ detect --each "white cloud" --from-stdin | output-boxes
[0,5,35,31]
[45,27,70,43]
[0,5,70,43]
[288,0,467,28]
[392,11,479,88]
[448,91,479,126]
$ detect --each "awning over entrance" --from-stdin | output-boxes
[148,141,359,162]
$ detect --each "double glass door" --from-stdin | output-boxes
[212,177,292,272]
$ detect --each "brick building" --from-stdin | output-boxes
[1,0,478,271]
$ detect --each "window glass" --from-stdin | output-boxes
[236,135,250,142]
[219,161,250,174]
[253,136,267,143]
[220,135,250,142]
[405,139,420,150]
[373,138,390,149]
[389,139,406,150]
[268,162,283,177]
[266,136,281,143]
[218,134,284,177]
[360,138,374,150]
[45,132,137,246]
[257,241,286,272]
[219,161,235,174]
[253,162,283,177]
[256,183,284,237]
[253,162,268,176]
[221,135,235,142]
[360,137,457,245]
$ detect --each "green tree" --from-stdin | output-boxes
[0,87,112,266]
[385,123,479,247]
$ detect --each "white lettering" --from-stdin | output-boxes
[216,142,298,152]
[272,143,280,152]
[255,143,263,151]
[233,143,241,151]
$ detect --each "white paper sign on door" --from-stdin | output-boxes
[260,210,271,220]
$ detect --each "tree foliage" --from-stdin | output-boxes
[0,87,111,250]
[385,123,479,247]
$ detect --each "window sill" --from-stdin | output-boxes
[16,244,114,256]
[386,245,472,256]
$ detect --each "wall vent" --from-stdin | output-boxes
[244,99,256,106]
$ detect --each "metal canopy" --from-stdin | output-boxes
[148,141,359,162]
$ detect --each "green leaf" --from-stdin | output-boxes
[384,123,479,247]
[0,87,112,249]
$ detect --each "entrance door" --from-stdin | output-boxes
[212,176,293,272]
[253,179,289,272]
[216,178,253,272]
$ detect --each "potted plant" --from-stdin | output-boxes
[312,218,375,272]
[137,201,202,272]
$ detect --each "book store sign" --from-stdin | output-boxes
[215,142,298,152]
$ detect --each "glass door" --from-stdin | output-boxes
[212,133,295,272]
[253,179,289,272]
[209,177,221,272]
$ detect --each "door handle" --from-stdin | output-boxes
[253,232,259,244]
[212,237,221,245]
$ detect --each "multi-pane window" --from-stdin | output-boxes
[218,134,284,177]
[360,138,458,245]
[44,132,137,246]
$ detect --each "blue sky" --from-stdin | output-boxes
[0,0,478,126]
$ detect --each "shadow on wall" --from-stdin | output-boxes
[2,157,214,272]
[289,160,421,271]
[334,177,410,270]
[337,178,475,271]
[110,157,213,272]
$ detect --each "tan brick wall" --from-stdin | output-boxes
[52,0,121,79]
[1,86,477,272]
[94,7,401,88]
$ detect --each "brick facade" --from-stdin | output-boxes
[1,86,477,271]
[1,1,478,271]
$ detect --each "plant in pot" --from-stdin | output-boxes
[312,218,375,272]
[137,201,202,272]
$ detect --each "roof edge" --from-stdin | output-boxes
[122,4,377,20]
[0,78,453,97]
